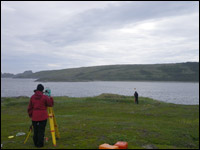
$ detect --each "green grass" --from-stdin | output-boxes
[1,94,199,149]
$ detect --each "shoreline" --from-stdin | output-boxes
[1,77,199,83]
[1,94,199,106]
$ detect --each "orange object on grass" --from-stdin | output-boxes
[99,143,119,149]
[114,141,128,149]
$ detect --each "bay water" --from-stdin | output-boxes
[1,78,199,105]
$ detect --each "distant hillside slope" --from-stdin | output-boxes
[14,62,199,82]
[1,73,15,78]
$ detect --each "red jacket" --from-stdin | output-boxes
[28,91,54,121]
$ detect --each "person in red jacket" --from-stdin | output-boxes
[28,84,54,148]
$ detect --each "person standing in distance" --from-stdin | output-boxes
[28,84,54,148]
[134,90,139,104]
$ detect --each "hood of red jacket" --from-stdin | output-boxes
[34,91,43,100]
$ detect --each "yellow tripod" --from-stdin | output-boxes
[24,125,33,144]
[47,107,60,146]
[24,107,60,146]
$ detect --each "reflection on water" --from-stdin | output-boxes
[1,78,199,105]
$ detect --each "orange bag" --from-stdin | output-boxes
[99,143,119,149]
[114,141,128,149]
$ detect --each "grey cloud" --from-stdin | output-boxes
[36,1,197,47]
[12,1,198,47]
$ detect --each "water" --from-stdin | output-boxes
[1,78,199,105]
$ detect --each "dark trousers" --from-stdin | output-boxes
[135,97,139,104]
[32,120,47,147]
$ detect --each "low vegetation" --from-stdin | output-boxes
[1,94,199,149]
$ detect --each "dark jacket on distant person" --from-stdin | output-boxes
[134,91,138,99]
[134,91,139,104]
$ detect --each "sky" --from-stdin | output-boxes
[1,1,199,74]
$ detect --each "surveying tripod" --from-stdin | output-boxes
[47,107,60,146]
[24,107,60,146]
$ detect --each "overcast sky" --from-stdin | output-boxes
[1,1,199,74]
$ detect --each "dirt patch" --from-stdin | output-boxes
[142,144,158,149]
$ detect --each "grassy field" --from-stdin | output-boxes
[1,94,199,149]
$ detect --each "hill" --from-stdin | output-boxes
[14,62,199,82]
[1,72,15,78]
